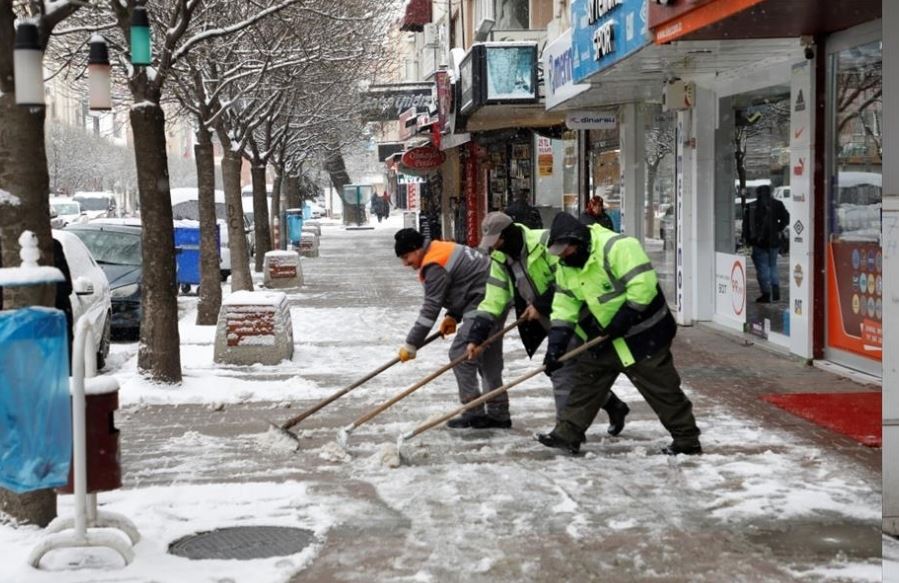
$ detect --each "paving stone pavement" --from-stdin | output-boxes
[111,220,885,582]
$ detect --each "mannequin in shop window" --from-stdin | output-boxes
[504,193,543,229]
[580,195,615,231]
[743,185,790,303]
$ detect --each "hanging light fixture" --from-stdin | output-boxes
[88,34,112,111]
[13,21,44,106]
[130,6,152,66]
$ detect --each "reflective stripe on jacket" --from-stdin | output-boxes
[550,225,675,367]
[406,240,490,348]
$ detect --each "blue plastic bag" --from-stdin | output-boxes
[0,307,72,493]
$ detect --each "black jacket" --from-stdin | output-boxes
[743,197,789,248]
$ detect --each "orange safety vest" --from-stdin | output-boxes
[418,240,457,282]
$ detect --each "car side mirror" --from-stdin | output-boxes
[73,276,95,296]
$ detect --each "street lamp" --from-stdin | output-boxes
[88,34,112,111]
[13,21,44,107]
[130,6,152,66]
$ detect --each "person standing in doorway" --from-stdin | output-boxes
[503,193,543,229]
[743,185,790,303]
[394,228,512,429]
[580,195,615,231]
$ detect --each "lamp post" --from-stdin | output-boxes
[13,21,44,106]
[88,35,112,111]
[130,6,152,66]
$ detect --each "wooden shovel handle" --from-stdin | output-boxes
[405,334,608,440]
[280,331,442,430]
[348,316,525,431]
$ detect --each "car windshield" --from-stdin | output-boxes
[172,201,228,221]
[74,196,113,211]
[70,230,141,266]
[52,202,80,215]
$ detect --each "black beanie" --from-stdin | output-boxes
[394,228,425,256]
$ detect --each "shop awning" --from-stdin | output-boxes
[399,0,432,33]
[652,0,881,44]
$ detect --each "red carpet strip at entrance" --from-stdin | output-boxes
[760,392,882,447]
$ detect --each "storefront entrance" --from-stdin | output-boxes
[825,23,883,375]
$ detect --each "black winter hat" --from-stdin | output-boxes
[547,212,590,255]
[394,228,425,256]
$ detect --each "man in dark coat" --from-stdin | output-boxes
[742,185,790,303]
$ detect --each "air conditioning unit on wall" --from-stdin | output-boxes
[662,80,695,112]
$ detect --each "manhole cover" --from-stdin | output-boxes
[168,526,315,560]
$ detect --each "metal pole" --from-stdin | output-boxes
[70,317,97,542]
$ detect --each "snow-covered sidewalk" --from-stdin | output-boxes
[1,215,891,582]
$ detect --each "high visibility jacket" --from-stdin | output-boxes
[470,225,558,356]
[405,240,489,348]
[551,225,676,367]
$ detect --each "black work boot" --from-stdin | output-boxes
[660,442,703,456]
[771,285,781,302]
[602,393,630,437]
[446,414,486,429]
[535,432,581,455]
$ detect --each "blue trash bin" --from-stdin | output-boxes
[174,223,220,291]
[285,209,304,249]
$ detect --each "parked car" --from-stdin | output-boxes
[72,191,117,219]
[65,222,142,340]
[53,229,112,368]
[49,197,85,227]
[171,188,254,277]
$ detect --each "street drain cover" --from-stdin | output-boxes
[169,526,315,560]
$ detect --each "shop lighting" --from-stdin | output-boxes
[88,35,112,111]
[13,22,44,107]
[130,6,152,66]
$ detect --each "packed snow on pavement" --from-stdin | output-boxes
[0,216,889,582]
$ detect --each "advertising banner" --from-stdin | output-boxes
[827,241,883,359]
[789,60,814,357]
[570,0,651,84]
[715,252,747,331]
[542,28,590,110]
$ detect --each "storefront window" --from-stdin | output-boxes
[642,106,676,305]
[561,130,579,216]
[716,87,792,338]
[826,39,882,364]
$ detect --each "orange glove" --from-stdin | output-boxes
[438,315,457,337]
[398,344,417,362]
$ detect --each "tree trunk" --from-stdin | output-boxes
[222,152,253,291]
[251,165,271,272]
[0,9,57,522]
[129,104,182,383]
[284,175,300,210]
[271,172,282,251]
[194,138,221,325]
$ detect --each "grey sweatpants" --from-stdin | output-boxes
[448,317,508,421]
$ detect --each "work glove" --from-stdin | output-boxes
[438,315,457,337]
[542,326,574,377]
[398,344,417,362]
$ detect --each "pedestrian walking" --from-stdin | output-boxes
[394,228,511,428]
[464,212,630,435]
[742,184,790,303]
[579,195,615,231]
[536,212,702,456]
[503,193,543,229]
[380,192,391,221]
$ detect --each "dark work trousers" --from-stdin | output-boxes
[554,344,700,447]
[448,316,508,421]
[550,335,623,422]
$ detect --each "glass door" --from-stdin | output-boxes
[825,26,883,374]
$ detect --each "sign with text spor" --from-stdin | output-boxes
[571,0,651,84]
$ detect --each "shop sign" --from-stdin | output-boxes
[399,107,418,141]
[543,28,590,110]
[401,144,446,172]
[650,0,765,44]
[715,252,746,330]
[571,0,651,84]
[360,83,435,122]
[397,174,425,185]
[459,43,539,115]
[566,111,617,130]
[435,70,453,133]
[537,137,554,177]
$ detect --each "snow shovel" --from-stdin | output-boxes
[337,316,525,447]
[400,334,609,445]
[268,331,444,445]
